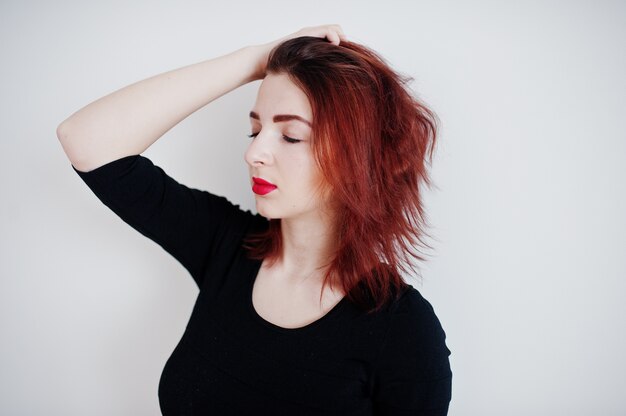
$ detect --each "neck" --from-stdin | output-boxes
[275,210,337,285]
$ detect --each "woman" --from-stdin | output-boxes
[58,24,452,415]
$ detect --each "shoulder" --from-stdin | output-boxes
[393,285,441,323]
[383,285,451,366]
[395,285,446,323]
[371,285,452,411]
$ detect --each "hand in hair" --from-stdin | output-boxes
[251,24,347,79]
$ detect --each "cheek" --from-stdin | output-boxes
[301,167,327,203]
[280,147,323,193]
[294,159,320,189]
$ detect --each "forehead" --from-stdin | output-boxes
[252,73,312,121]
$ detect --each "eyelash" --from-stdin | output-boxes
[247,133,301,144]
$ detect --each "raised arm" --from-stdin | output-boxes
[56,25,346,172]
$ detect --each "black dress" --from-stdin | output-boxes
[73,154,452,415]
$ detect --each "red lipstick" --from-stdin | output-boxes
[252,177,277,195]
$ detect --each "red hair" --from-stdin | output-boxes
[244,37,439,313]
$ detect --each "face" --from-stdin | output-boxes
[245,73,329,221]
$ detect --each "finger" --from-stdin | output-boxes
[327,32,340,45]
[329,25,346,42]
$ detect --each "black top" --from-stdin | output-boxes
[72,154,452,415]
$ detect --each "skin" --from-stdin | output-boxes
[58,24,346,173]
[245,73,342,299]
[246,73,327,221]
[58,24,348,324]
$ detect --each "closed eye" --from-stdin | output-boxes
[247,133,302,144]
[282,135,301,144]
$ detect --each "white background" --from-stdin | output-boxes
[1,1,624,415]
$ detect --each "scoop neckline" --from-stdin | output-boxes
[247,259,348,333]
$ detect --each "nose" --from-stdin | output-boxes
[244,131,274,167]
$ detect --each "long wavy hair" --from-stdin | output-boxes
[243,36,439,314]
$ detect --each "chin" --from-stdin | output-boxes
[255,202,279,220]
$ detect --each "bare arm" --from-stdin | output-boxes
[57,46,265,172]
[57,25,346,172]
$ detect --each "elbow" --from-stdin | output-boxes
[56,119,71,144]
[56,120,74,154]
[56,120,83,167]
[56,122,65,143]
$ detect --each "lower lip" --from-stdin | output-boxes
[252,184,277,195]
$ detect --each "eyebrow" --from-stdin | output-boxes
[249,111,312,128]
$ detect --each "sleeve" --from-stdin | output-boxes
[72,154,263,287]
[371,289,452,415]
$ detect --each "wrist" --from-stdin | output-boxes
[241,44,268,82]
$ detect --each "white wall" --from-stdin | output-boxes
[1,0,624,414]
